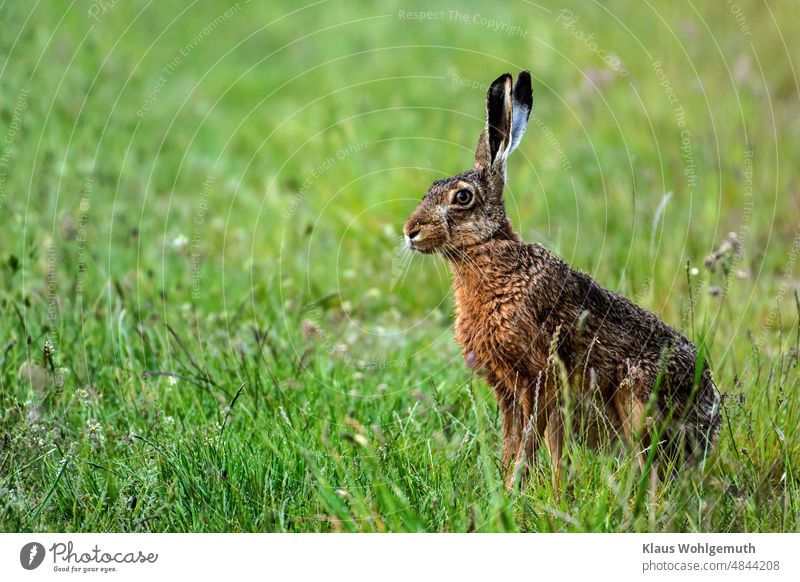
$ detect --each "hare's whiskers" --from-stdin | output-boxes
[397,249,417,290]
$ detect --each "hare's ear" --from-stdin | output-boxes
[474,72,533,171]
[474,73,512,171]
[508,70,532,155]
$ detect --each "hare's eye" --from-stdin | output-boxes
[453,189,473,206]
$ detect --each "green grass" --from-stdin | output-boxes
[1,0,799,532]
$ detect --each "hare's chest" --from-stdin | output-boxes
[453,293,536,377]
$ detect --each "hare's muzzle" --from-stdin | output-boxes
[403,202,447,253]
[403,218,431,252]
[403,218,419,244]
[404,225,420,243]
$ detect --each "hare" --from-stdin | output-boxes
[402,71,721,490]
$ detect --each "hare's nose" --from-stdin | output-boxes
[406,226,421,240]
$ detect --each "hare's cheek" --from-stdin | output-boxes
[452,223,482,246]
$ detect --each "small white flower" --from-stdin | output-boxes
[86,419,104,443]
[76,388,91,406]
[171,234,189,252]
[690,267,699,276]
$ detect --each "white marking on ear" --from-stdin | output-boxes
[506,71,533,158]
[508,100,530,156]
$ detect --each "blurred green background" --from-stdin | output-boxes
[1,1,798,532]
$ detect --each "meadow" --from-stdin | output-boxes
[1,0,799,532]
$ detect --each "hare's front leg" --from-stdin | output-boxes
[613,364,653,473]
[497,390,523,469]
[507,380,559,491]
[545,406,564,490]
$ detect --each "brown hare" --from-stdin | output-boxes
[403,71,721,490]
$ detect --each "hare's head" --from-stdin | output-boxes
[403,71,532,254]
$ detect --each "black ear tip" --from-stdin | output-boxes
[515,71,532,90]
[489,73,512,91]
[487,73,511,102]
[513,70,533,104]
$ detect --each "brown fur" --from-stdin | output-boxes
[403,72,721,489]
